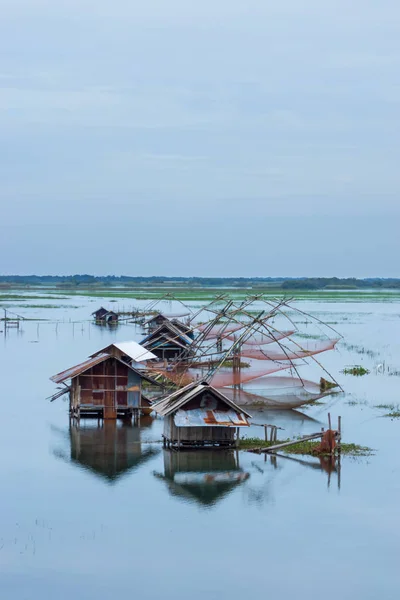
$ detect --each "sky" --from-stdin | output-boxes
[1,0,399,277]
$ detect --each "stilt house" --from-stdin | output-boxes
[152,381,251,448]
[142,320,194,361]
[92,307,119,324]
[144,313,170,332]
[50,341,158,419]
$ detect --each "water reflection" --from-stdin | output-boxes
[53,418,159,483]
[154,449,250,507]
[244,452,341,507]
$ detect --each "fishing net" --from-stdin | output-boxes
[149,362,291,388]
[196,323,245,337]
[209,364,291,387]
[225,330,295,346]
[221,376,328,409]
[239,339,338,361]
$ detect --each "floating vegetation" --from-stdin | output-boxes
[341,365,370,376]
[293,332,323,340]
[221,360,251,368]
[11,304,81,309]
[320,377,339,391]
[345,399,368,406]
[374,404,400,418]
[341,343,378,358]
[239,437,373,456]
[0,294,70,301]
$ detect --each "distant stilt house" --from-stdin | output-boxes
[50,341,158,420]
[152,381,251,448]
[142,320,194,361]
[154,449,249,506]
[170,318,194,340]
[92,307,119,325]
[144,313,170,332]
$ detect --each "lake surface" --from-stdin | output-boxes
[1,290,400,599]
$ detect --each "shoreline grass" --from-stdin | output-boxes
[2,286,400,304]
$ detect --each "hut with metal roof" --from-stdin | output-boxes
[50,349,158,420]
[141,320,194,361]
[152,381,251,448]
[92,306,119,324]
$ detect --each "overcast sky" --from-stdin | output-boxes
[1,1,399,277]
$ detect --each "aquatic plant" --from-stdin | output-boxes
[374,404,400,418]
[341,366,370,376]
[239,437,373,456]
[221,360,251,368]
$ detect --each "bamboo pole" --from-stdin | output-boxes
[248,432,326,454]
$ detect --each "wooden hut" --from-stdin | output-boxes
[144,313,170,332]
[170,318,194,339]
[141,320,194,361]
[92,306,119,324]
[51,353,159,420]
[152,381,251,448]
[154,449,249,505]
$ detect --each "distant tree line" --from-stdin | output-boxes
[0,275,399,289]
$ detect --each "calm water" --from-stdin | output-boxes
[1,293,400,599]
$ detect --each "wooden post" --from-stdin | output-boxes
[264,425,268,442]
[328,412,332,430]
[337,415,342,453]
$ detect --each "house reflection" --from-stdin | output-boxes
[154,449,250,507]
[53,417,159,483]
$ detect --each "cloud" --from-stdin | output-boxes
[0,0,400,274]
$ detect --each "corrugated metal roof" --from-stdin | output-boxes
[146,334,189,350]
[90,341,156,362]
[174,408,249,427]
[152,381,252,419]
[51,354,160,385]
[50,353,110,383]
[142,321,193,348]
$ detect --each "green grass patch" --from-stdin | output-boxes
[341,365,370,376]
[0,295,70,301]
[221,360,251,368]
[374,404,400,418]
[239,437,373,456]
[345,399,368,406]
[2,285,400,303]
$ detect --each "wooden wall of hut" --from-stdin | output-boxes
[70,357,144,419]
[163,416,236,447]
